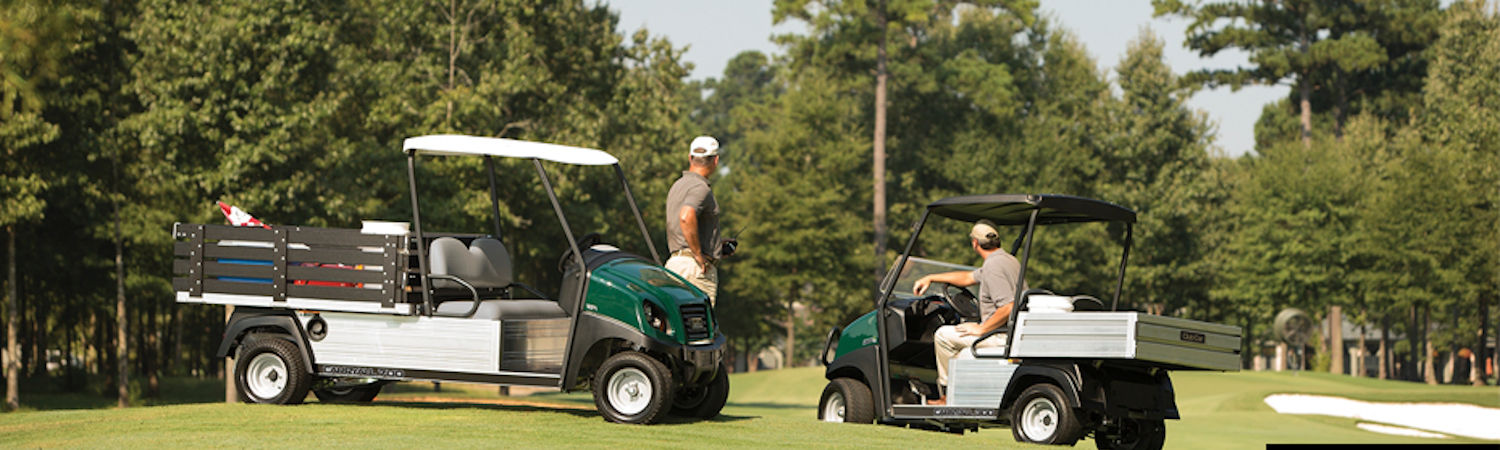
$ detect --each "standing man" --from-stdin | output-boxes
[665,136,732,305]
[911,219,1025,405]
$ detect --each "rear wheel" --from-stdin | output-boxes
[1094,418,1166,450]
[671,362,730,419]
[818,377,873,423]
[235,336,311,404]
[1010,383,1082,445]
[592,352,674,424]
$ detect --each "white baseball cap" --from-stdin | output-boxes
[971,219,1001,247]
[689,136,720,157]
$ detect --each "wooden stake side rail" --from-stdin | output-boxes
[171,223,407,311]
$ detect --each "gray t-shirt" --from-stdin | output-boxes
[665,171,719,254]
[971,250,1026,321]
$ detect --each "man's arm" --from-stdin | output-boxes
[960,302,1013,336]
[913,270,977,296]
[679,205,708,270]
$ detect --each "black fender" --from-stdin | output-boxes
[1000,362,1085,410]
[1081,364,1179,421]
[564,312,723,391]
[215,307,316,374]
[823,345,881,413]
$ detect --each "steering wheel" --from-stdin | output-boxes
[940,283,981,321]
[557,232,604,273]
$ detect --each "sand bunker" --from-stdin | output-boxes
[1263,394,1500,440]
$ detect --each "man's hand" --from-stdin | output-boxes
[913,276,934,296]
[719,238,738,258]
[694,252,712,271]
[956,322,980,336]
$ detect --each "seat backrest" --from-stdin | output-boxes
[429,237,513,289]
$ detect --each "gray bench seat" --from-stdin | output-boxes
[435,299,568,320]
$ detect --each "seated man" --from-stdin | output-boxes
[912,219,1026,405]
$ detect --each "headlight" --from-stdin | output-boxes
[643,300,674,336]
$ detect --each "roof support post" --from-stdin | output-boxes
[874,210,930,418]
[485,155,504,239]
[1003,208,1041,357]
[1112,223,1133,311]
[407,153,433,316]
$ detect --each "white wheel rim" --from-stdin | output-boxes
[822,391,846,422]
[606,367,653,416]
[246,353,288,400]
[1021,397,1059,440]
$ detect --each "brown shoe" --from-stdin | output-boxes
[926,398,946,406]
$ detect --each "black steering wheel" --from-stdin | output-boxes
[557,233,604,273]
[940,283,981,321]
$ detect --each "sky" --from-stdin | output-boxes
[610,0,1288,157]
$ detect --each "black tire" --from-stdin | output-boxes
[1094,418,1166,450]
[818,377,874,424]
[313,380,384,403]
[592,352,674,424]
[671,362,730,419]
[235,336,312,405]
[1009,383,1083,445]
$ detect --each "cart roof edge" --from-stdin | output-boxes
[927,194,1136,225]
[402,134,620,166]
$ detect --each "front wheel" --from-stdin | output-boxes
[671,362,730,419]
[592,352,674,424]
[235,336,312,404]
[1094,418,1166,450]
[1009,383,1082,445]
[818,377,873,423]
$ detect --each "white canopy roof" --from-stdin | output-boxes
[402,134,619,166]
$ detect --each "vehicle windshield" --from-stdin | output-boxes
[886,256,977,300]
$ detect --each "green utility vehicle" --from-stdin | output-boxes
[173,135,726,424]
[818,194,1240,449]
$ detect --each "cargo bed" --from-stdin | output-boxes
[1006,311,1242,371]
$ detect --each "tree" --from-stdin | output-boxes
[1417,0,1500,384]
[1102,30,1214,317]
[1,0,77,410]
[1154,0,1395,146]
[774,0,1037,288]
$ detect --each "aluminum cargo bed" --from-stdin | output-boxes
[1007,312,1242,371]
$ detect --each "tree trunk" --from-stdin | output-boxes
[1298,17,1312,148]
[1329,305,1343,375]
[871,0,890,290]
[785,295,796,369]
[1423,306,1437,385]
[1407,305,1420,381]
[1355,323,1367,378]
[146,298,159,398]
[115,194,129,408]
[1378,317,1389,380]
[6,226,20,411]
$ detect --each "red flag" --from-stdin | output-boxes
[217,201,271,229]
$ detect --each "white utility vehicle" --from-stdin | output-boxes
[174,135,726,424]
[817,194,1241,449]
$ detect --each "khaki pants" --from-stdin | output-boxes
[665,254,718,306]
[934,325,1006,388]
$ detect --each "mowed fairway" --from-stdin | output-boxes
[2,367,1496,448]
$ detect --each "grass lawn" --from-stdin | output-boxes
[2,368,1497,448]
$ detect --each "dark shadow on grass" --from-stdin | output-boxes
[368,400,602,419]
[364,399,755,423]
[724,402,813,410]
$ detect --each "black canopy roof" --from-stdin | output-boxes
[927,194,1135,226]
